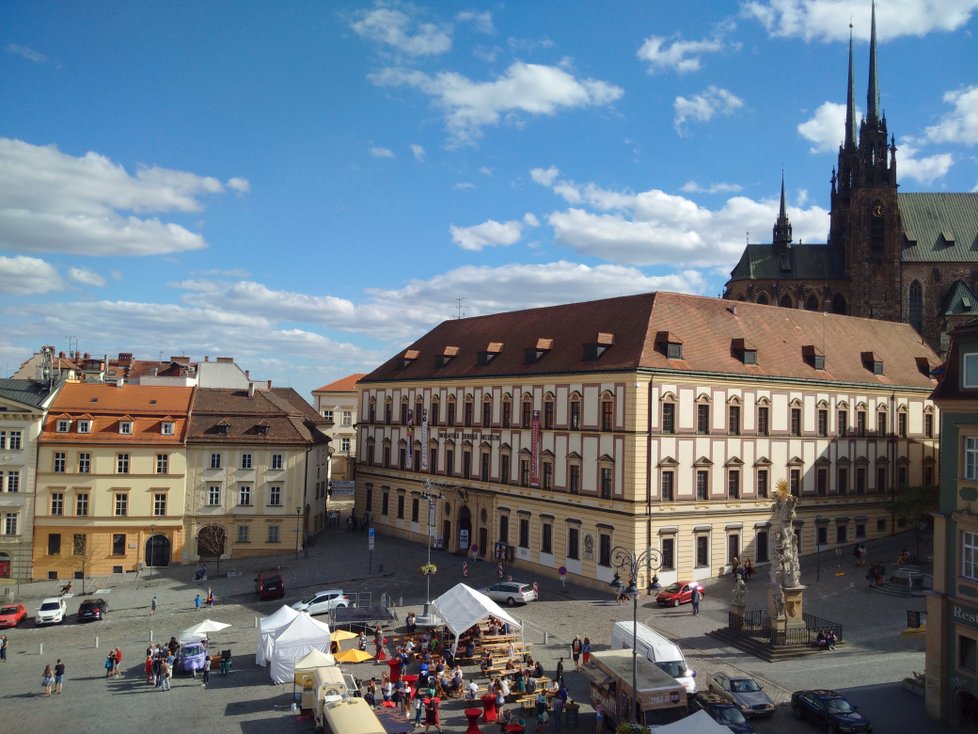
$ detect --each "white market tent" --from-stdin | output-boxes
[652,710,731,734]
[268,612,332,684]
[256,604,300,666]
[293,646,336,680]
[430,583,522,650]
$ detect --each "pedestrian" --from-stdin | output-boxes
[207,587,214,607]
[555,656,564,684]
[162,657,172,691]
[194,593,201,611]
[0,634,7,661]
[145,653,154,684]
[151,595,157,614]
[423,696,442,733]
[413,690,425,726]
[113,647,123,677]
[54,658,65,694]
[692,585,702,615]
[153,654,163,688]
[201,659,210,686]
[581,637,591,666]
[594,702,605,733]
[571,636,582,670]
[105,651,115,678]
[552,690,565,731]
[42,663,54,697]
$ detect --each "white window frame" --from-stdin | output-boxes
[208,486,221,506]
[56,420,71,433]
[210,453,221,470]
[3,512,17,535]
[161,422,174,436]
[78,420,91,434]
[967,437,978,481]
[156,454,169,474]
[269,485,282,506]
[241,453,252,470]
[120,421,133,435]
[965,531,978,580]
[153,493,167,516]
[239,485,252,506]
[79,453,91,473]
[965,354,978,389]
[114,493,128,517]
[271,454,283,470]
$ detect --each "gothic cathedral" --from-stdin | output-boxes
[724,3,978,357]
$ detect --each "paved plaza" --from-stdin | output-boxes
[0,524,952,733]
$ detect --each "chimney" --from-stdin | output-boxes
[248,383,255,398]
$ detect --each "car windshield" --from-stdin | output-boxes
[732,679,761,693]
[0,607,19,614]
[825,698,856,714]
[300,594,319,604]
[40,602,60,611]
[714,707,748,724]
[663,583,682,594]
[656,661,688,678]
[182,644,204,656]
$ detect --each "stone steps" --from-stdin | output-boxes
[707,627,841,662]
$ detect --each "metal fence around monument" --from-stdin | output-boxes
[730,609,844,647]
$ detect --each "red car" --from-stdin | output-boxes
[0,602,28,628]
[656,580,705,607]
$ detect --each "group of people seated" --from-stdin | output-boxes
[814,629,839,650]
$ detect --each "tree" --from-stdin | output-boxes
[888,484,939,560]
[197,525,227,573]
[73,533,99,596]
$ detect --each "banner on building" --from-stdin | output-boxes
[420,409,429,470]
[406,408,414,462]
[530,409,540,486]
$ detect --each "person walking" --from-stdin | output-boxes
[162,657,172,691]
[413,690,425,727]
[0,634,7,661]
[54,658,65,694]
[42,664,54,697]
[571,636,582,670]
[113,647,123,677]
[151,595,157,614]
[555,656,564,684]
[691,585,702,615]
[194,593,201,611]
[104,651,115,678]
[581,637,592,666]
[207,587,215,607]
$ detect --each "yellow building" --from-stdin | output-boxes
[355,293,940,592]
[34,382,193,580]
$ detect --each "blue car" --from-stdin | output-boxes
[692,692,756,734]
[177,636,209,674]
[791,689,872,733]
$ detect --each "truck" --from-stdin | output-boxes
[584,649,688,728]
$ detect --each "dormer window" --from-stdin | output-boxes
[161,421,174,436]
[732,338,757,365]
[477,342,504,366]
[120,421,133,435]
[861,351,884,375]
[803,345,825,370]
[56,419,71,433]
[437,346,460,368]
[584,332,614,360]
[524,338,553,364]
[400,349,420,369]
[256,421,269,436]
[656,331,683,360]
[216,418,231,436]
[78,420,91,434]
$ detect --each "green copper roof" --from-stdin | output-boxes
[900,193,978,263]
[728,243,843,281]
[941,280,978,316]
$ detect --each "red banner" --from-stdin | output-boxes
[530,409,540,486]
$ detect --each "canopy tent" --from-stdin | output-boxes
[293,646,336,681]
[181,618,231,639]
[268,612,332,684]
[430,583,522,650]
[650,710,732,734]
[256,605,300,665]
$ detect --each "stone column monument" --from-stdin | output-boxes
[764,479,806,639]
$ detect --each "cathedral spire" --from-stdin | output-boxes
[773,171,793,253]
[867,0,880,125]
[845,21,857,147]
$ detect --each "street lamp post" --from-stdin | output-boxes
[610,545,662,729]
[420,483,446,616]
[816,516,823,583]
[295,507,302,560]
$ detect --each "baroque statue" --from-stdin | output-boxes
[770,478,801,589]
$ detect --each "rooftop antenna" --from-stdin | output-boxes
[455,297,467,320]
[745,231,750,244]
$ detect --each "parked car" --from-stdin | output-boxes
[708,672,776,717]
[692,692,756,734]
[0,603,27,628]
[791,689,873,733]
[656,580,705,607]
[77,597,109,622]
[292,589,350,616]
[36,597,67,625]
[480,581,537,606]
[255,569,285,600]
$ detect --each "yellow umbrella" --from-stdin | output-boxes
[334,648,375,664]
[331,629,359,642]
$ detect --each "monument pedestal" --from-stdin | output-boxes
[764,585,806,641]
[730,603,746,630]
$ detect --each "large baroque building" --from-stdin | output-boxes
[724,5,978,357]
[354,292,940,591]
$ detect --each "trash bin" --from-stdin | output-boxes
[907,610,921,629]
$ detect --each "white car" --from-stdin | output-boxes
[481,581,537,606]
[36,597,67,625]
[292,589,350,616]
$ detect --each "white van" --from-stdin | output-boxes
[610,620,696,693]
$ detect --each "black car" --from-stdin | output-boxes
[791,689,872,733]
[692,692,756,734]
[77,597,109,622]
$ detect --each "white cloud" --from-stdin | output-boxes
[530,166,560,187]
[479,166,493,177]
[797,101,848,153]
[410,143,426,161]
[898,142,954,184]
[744,0,978,42]
[680,181,744,194]
[636,35,724,73]
[0,138,244,256]
[456,10,494,34]
[370,61,623,146]
[523,213,540,227]
[370,146,395,158]
[67,266,106,287]
[351,7,451,56]
[6,43,46,63]
[453,182,475,190]
[674,86,743,134]
[924,85,978,145]
[450,219,523,251]
[226,177,250,194]
[0,255,62,295]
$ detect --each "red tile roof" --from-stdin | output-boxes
[313,373,366,393]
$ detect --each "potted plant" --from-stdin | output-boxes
[419,562,438,575]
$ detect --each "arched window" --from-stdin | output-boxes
[804,294,819,311]
[909,280,923,334]
[832,293,847,315]
[756,293,769,305]
[779,294,793,308]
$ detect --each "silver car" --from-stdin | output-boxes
[481,581,537,606]
[708,672,775,717]
[291,589,350,616]
[36,597,67,625]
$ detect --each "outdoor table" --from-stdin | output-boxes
[504,725,525,734]
[464,707,485,734]
[403,673,419,687]
[387,657,402,683]
[481,692,498,723]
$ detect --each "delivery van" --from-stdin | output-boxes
[611,620,696,693]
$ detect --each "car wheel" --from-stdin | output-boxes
[506,597,517,607]
[673,598,681,607]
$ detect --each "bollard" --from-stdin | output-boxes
[95,636,99,649]
[39,642,43,656]
[149,630,154,642]
[544,631,549,645]
[255,616,259,628]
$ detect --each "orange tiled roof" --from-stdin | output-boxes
[313,373,366,393]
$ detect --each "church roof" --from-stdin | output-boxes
[727,243,843,282]
[900,193,978,263]
[941,280,978,316]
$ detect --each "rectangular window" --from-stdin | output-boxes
[661,537,675,571]
[662,403,675,434]
[385,403,392,425]
[268,525,280,543]
[817,409,828,437]
[481,401,492,427]
[397,495,405,520]
[462,451,471,479]
[48,533,62,555]
[838,467,849,495]
[817,467,828,496]
[838,409,848,436]
[481,453,490,482]
[237,525,250,543]
[411,498,420,523]
[756,530,769,563]
[696,535,709,567]
[56,420,70,433]
[519,518,529,548]
[697,404,710,434]
[728,534,740,563]
[661,470,674,501]
[877,466,887,494]
[5,431,22,449]
[544,401,554,429]
[156,454,169,474]
[522,401,532,428]
[447,402,456,426]
[598,534,611,567]
[120,421,132,435]
[4,471,18,493]
[898,413,908,438]
[51,492,64,516]
[966,437,978,480]
[567,527,580,560]
[79,452,90,473]
[960,635,978,674]
[601,400,614,431]
[75,494,89,516]
[112,533,125,555]
[727,470,740,499]
[836,524,848,544]
[342,410,352,427]
[399,447,407,470]
[413,448,421,472]
[210,453,221,470]
[757,469,769,498]
[323,409,334,421]
[429,447,438,475]
[600,467,613,498]
[790,468,801,496]
[154,493,167,516]
[500,454,509,484]
[570,400,580,429]
[162,421,174,435]
[114,493,128,516]
[72,534,86,555]
[696,470,709,500]
[542,523,553,554]
[520,459,530,487]
[463,401,473,427]
[857,410,867,436]
[502,402,512,428]
[381,491,389,516]
[117,454,130,474]
[239,485,251,506]
[816,525,828,546]
[78,421,90,434]
[269,486,281,506]
[728,405,741,435]
[499,516,509,543]
[241,453,252,470]
[569,464,580,494]
[757,406,769,436]
[925,413,934,438]
[272,454,283,470]
[341,438,351,452]
[543,461,554,490]
[54,452,66,473]
[790,408,802,436]
[856,467,867,494]
[208,486,221,506]
[383,446,391,468]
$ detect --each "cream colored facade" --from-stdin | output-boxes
[312,374,363,483]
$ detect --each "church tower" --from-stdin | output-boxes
[772,172,792,254]
[829,2,901,321]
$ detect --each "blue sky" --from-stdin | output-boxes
[2,1,977,400]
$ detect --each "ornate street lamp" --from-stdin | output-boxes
[420,479,448,616]
[610,545,662,729]
[295,507,302,560]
